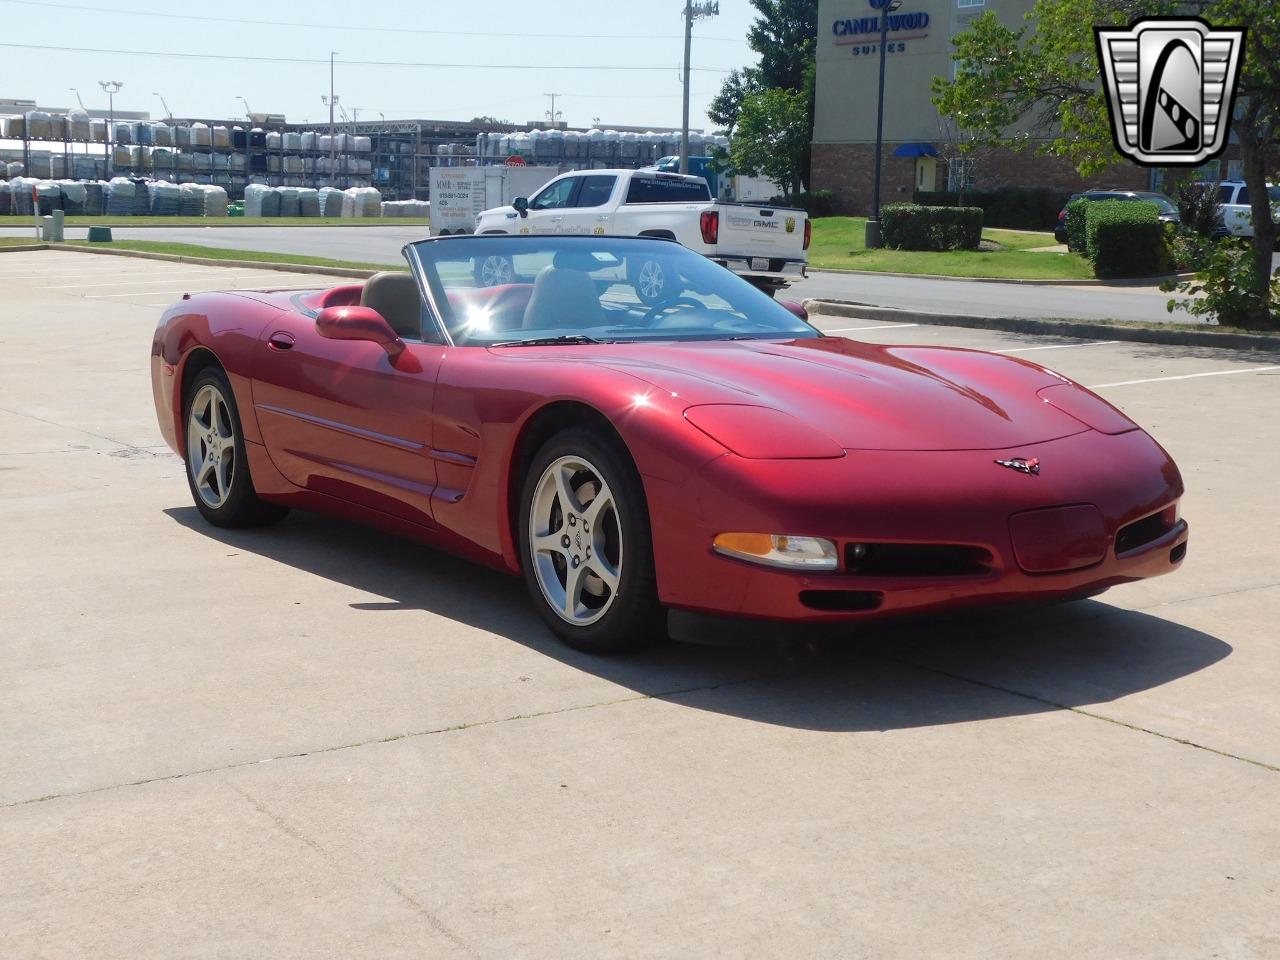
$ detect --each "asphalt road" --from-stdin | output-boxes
[3,249,1279,958]
[5,222,1266,325]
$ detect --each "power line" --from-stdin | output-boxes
[0,42,733,72]
[0,0,748,42]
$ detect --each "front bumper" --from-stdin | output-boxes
[645,429,1186,623]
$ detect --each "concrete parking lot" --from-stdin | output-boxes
[2,249,1279,959]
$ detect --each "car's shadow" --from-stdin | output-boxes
[166,507,1230,733]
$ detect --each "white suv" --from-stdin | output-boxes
[1213,181,1280,238]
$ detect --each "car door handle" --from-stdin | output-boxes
[596,215,609,221]
[550,215,564,222]
[267,332,296,351]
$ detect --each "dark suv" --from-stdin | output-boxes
[1054,190,1180,247]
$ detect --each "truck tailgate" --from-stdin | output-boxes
[716,205,806,261]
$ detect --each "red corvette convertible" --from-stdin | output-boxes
[151,235,1188,652]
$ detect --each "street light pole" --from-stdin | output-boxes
[98,80,122,180]
[864,0,901,249]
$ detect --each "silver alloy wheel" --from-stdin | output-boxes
[479,254,514,287]
[187,383,236,509]
[636,259,666,300]
[529,454,624,626]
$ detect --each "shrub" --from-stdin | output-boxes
[1084,200,1170,278]
[795,190,836,218]
[1065,199,1091,252]
[1163,237,1280,330]
[913,187,1070,229]
[1173,180,1224,238]
[880,203,983,251]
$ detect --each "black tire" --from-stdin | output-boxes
[518,427,664,653]
[183,366,289,528]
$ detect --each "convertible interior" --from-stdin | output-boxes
[304,246,800,344]
[310,255,620,340]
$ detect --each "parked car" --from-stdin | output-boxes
[474,168,809,300]
[1206,180,1280,238]
[151,234,1189,653]
[1054,190,1180,247]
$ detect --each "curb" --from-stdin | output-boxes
[0,243,51,253]
[804,298,1280,353]
[806,266,1193,287]
[42,244,385,279]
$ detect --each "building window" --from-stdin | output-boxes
[958,0,985,7]
[1227,159,1243,181]
[947,158,975,192]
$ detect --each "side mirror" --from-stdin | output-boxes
[780,300,808,322]
[316,306,405,358]
[512,196,529,218]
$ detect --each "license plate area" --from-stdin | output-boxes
[750,257,770,271]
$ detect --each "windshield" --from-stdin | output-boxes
[408,236,818,347]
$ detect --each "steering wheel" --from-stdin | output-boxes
[641,297,708,327]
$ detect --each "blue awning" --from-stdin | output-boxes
[893,143,938,158]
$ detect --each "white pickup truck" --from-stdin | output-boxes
[473,168,808,301]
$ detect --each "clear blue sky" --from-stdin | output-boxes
[0,0,757,130]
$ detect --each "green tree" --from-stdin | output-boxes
[745,0,818,92]
[932,0,1280,328]
[707,69,759,136]
[713,0,818,186]
[730,87,811,199]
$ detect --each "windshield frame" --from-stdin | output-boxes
[403,234,819,349]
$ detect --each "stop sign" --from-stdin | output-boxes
[506,155,526,167]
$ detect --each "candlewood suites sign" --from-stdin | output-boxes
[832,0,930,55]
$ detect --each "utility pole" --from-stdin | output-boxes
[98,80,122,180]
[865,0,901,249]
[329,51,338,186]
[680,0,718,174]
[544,93,561,127]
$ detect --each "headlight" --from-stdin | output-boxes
[713,533,838,571]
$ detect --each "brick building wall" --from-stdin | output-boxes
[811,141,1152,216]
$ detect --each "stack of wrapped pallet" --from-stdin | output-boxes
[341,187,382,217]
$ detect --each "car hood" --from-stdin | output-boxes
[565,337,1094,451]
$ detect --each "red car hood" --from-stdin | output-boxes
[569,337,1092,451]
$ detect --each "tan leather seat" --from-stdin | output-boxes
[522,253,605,330]
[360,272,423,340]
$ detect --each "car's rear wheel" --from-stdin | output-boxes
[184,367,288,528]
[519,428,663,652]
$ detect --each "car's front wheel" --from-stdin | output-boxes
[183,367,288,528]
[519,428,663,652]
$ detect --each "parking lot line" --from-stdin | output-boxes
[1090,366,1280,388]
[52,275,234,290]
[86,289,227,299]
[822,323,920,332]
[996,341,1119,354]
